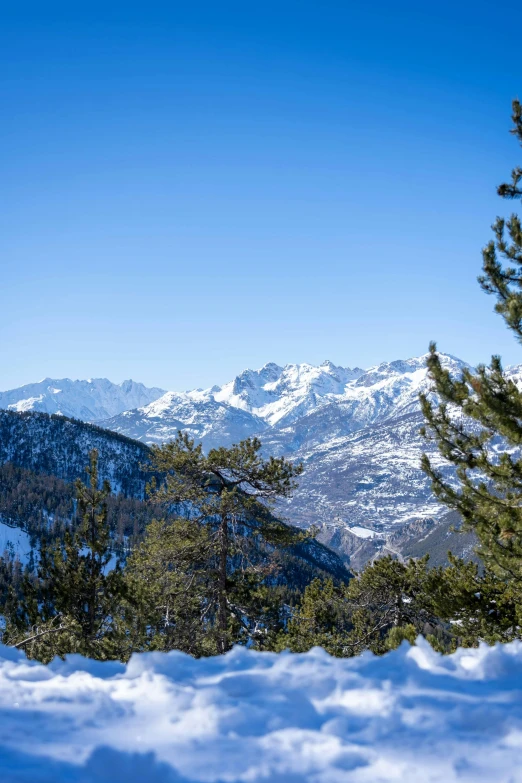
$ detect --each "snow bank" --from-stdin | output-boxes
[0,639,521,782]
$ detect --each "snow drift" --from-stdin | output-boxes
[0,640,521,782]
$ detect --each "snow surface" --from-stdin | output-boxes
[0,521,31,563]
[213,360,365,426]
[347,526,377,539]
[1,639,521,782]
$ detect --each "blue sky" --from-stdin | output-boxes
[2,1,521,391]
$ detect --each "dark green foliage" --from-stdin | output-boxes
[421,101,522,589]
[0,550,25,616]
[426,554,521,646]
[119,516,335,657]
[0,462,156,552]
[121,518,215,657]
[147,433,304,653]
[421,347,522,585]
[275,554,520,656]
[272,577,352,654]
[276,555,443,655]
[345,555,438,655]
[3,450,127,661]
[479,99,522,335]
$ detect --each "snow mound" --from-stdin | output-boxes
[1,640,521,782]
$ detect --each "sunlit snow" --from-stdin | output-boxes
[0,639,521,782]
[347,526,377,539]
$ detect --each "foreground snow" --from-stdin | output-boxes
[1,640,521,782]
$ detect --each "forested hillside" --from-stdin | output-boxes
[0,410,349,586]
[0,409,151,497]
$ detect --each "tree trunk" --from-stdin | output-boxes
[217,514,229,654]
[393,594,402,627]
[89,504,96,641]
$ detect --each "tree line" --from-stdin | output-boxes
[1,429,520,663]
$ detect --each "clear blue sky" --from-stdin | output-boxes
[2,1,521,391]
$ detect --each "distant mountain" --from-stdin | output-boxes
[213,360,365,426]
[6,353,515,542]
[99,359,367,444]
[263,354,472,529]
[0,378,165,422]
[102,390,268,450]
[97,353,476,530]
[317,511,479,572]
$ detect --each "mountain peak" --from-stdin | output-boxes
[261,361,283,372]
[320,359,336,369]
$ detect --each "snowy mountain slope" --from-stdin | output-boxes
[0,521,31,564]
[101,353,470,452]
[0,377,165,421]
[213,359,365,426]
[100,389,268,450]
[260,354,472,528]
[259,354,469,456]
[97,353,475,529]
[272,410,447,529]
[100,359,366,446]
[2,639,522,783]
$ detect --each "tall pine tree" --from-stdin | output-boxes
[421,100,522,596]
[147,433,303,654]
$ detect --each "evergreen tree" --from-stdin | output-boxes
[147,433,303,654]
[121,517,215,657]
[273,577,351,654]
[345,555,438,654]
[425,554,520,647]
[420,100,522,594]
[3,450,127,661]
[276,556,445,656]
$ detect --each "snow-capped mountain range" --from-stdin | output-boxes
[1,354,507,532]
[0,378,166,421]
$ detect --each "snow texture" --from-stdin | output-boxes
[0,522,31,564]
[0,639,521,782]
[346,526,377,539]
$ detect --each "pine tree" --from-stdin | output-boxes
[425,554,520,647]
[147,433,303,654]
[273,577,351,654]
[121,517,215,657]
[276,556,443,656]
[420,99,522,596]
[345,555,437,654]
[4,450,127,661]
